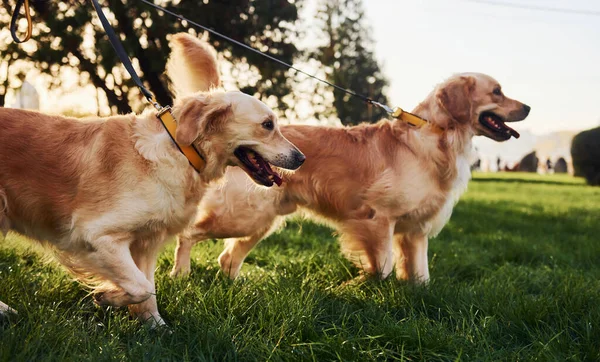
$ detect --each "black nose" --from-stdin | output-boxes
[523,104,531,116]
[295,150,306,166]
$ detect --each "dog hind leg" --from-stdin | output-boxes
[0,188,9,238]
[338,216,395,279]
[0,189,15,315]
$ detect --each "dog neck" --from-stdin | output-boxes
[412,100,474,155]
[411,99,475,186]
[132,113,227,184]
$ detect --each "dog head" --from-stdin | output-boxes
[173,91,304,187]
[434,73,530,141]
[167,33,304,186]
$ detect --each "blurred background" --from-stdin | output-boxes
[1,0,599,182]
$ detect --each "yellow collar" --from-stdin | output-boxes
[156,106,206,172]
[392,107,444,135]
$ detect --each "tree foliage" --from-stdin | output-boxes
[314,0,389,125]
[0,0,302,113]
[571,126,600,186]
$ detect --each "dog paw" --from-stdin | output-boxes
[94,289,152,307]
[169,265,191,279]
[218,251,242,279]
[136,311,169,331]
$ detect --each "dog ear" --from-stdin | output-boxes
[197,102,232,137]
[437,76,475,124]
[175,98,232,146]
[175,99,206,146]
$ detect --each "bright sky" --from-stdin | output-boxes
[363,0,600,135]
[7,0,599,137]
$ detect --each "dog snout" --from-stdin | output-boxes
[269,148,305,170]
[522,104,531,117]
[291,150,305,170]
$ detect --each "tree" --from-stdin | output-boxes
[0,0,302,113]
[314,0,389,125]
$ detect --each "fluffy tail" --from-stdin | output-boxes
[166,33,221,97]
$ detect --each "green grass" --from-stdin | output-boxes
[1,173,599,361]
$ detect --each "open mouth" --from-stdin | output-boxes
[234,146,282,187]
[479,112,520,140]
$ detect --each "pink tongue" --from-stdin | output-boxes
[259,157,283,186]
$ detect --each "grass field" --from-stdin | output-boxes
[1,173,599,361]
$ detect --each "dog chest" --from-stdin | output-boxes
[427,154,472,237]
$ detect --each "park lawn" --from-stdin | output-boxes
[1,172,599,361]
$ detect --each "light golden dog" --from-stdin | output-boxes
[0,33,304,326]
[170,39,530,283]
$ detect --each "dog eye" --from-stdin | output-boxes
[493,88,502,96]
[262,120,274,131]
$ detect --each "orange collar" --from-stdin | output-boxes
[156,106,206,172]
[391,107,444,135]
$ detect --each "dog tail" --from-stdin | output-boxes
[166,33,221,97]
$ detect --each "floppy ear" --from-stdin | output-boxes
[175,99,206,146]
[175,98,232,146]
[437,76,475,123]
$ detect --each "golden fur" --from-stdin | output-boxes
[0,33,303,326]
[170,39,530,282]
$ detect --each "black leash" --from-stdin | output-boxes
[91,0,157,106]
[89,0,206,172]
[8,0,435,131]
[139,0,394,114]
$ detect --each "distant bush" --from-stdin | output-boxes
[518,151,538,172]
[571,127,600,185]
[554,157,568,174]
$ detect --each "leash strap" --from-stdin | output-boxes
[90,0,155,104]
[90,0,205,172]
[10,0,33,43]
[139,0,442,134]
[139,0,387,113]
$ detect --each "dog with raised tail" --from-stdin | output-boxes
[0,33,304,326]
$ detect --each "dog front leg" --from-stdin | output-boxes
[394,233,430,283]
[129,238,165,327]
[80,234,155,308]
[170,226,209,278]
[218,225,274,279]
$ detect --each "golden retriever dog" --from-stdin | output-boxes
[0,33,304,326]
[169,38,530,283]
